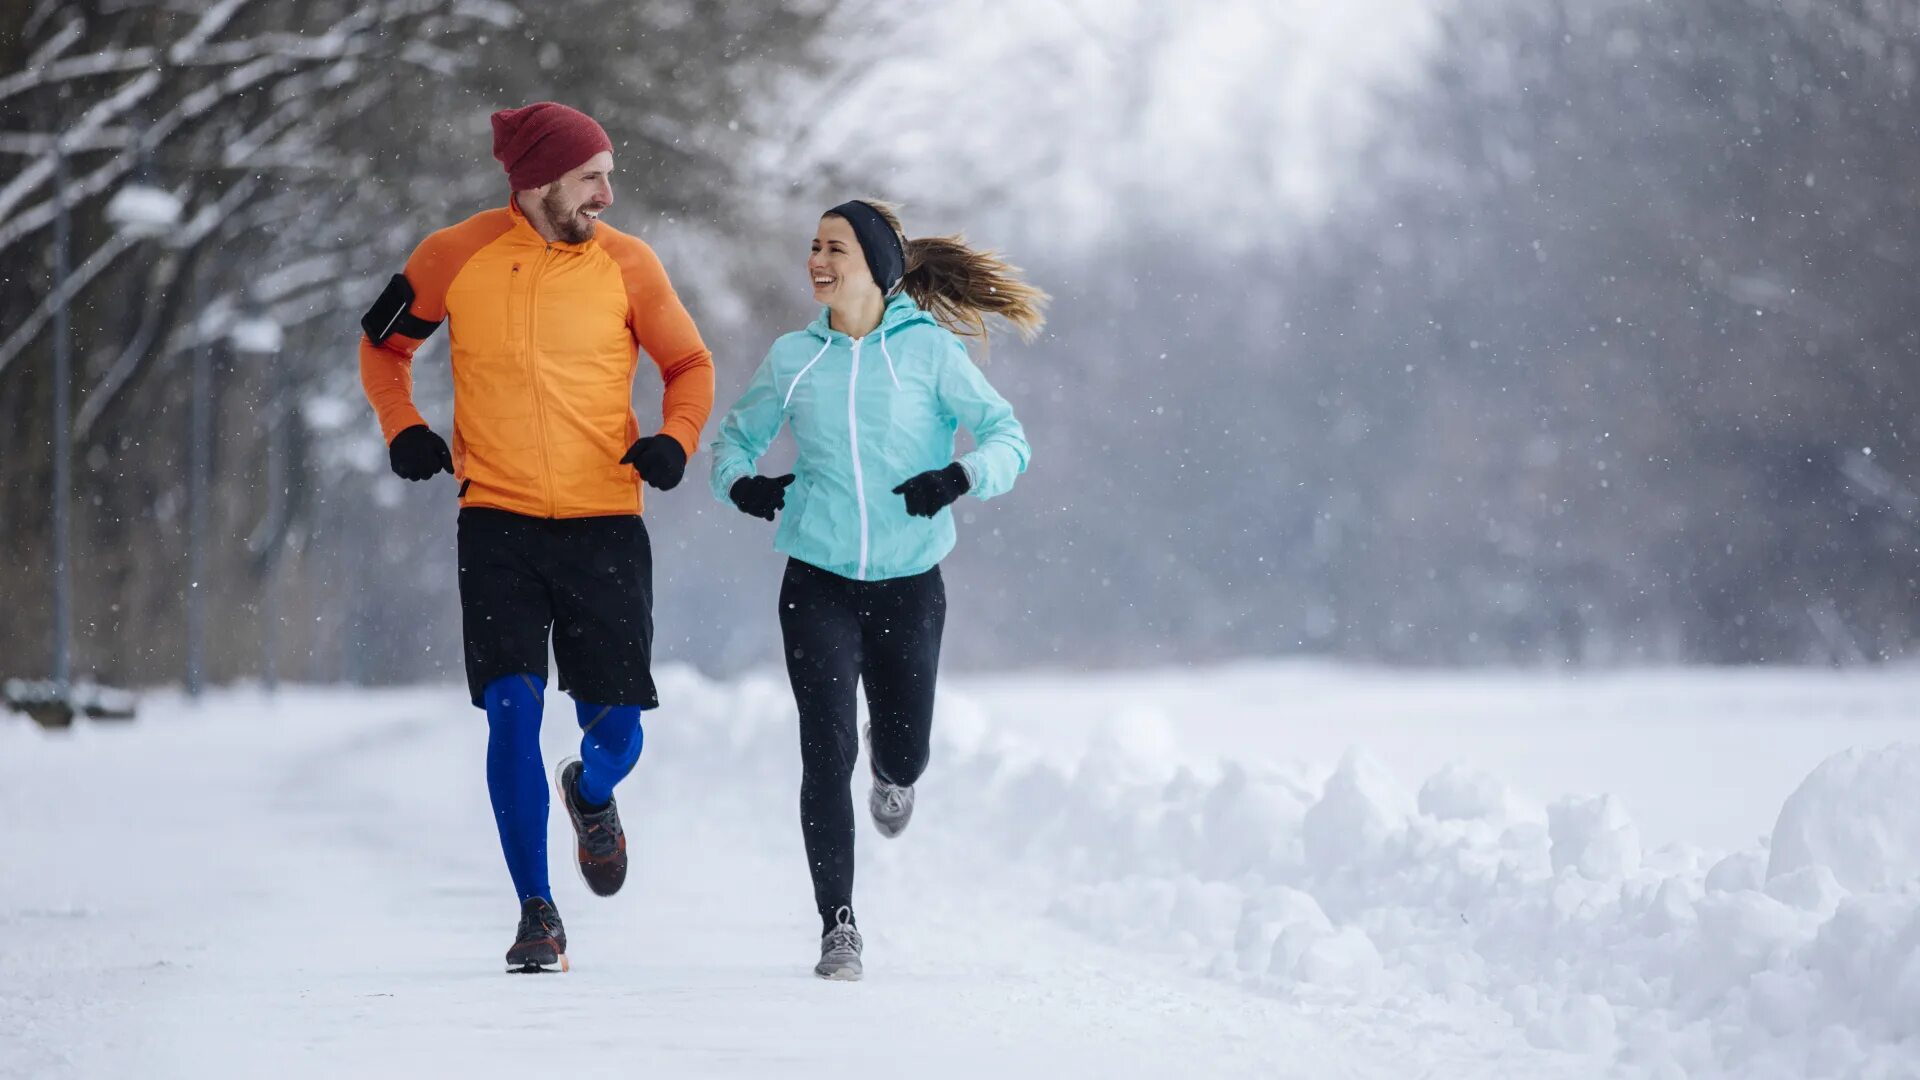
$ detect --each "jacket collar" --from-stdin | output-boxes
[805,293,933,343]
[506,194,596,253]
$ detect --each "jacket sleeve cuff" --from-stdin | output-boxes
[660,421,704,461]
[379,406,430,445]
[711,460,753,505]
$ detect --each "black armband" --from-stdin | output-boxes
[360,273,443,344]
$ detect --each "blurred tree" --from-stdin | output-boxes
[1287,0,1920,662]
[0,0,835,687]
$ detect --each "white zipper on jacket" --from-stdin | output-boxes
[848,335,869,581]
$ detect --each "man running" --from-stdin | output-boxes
[358,101,714,972]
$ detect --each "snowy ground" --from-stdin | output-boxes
[4,663,1919,1078]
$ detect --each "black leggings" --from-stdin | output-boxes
[779,558,946,931]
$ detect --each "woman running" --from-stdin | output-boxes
[709,199,1044,980]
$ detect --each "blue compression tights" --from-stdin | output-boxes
[482,674,645,904]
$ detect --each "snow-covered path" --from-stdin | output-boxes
[0,678,1544,1078]
[5,665,1919,1077]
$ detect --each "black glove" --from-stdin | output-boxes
[730,474,795,521]
[388,424,453,481]
[893,462,970,518]
[621,435,687,491]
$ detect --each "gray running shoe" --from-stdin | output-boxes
[814,906,863,981]
[865,723,916,838]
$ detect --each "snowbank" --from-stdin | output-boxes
[1768,746,1920,893]
[646,666,1920,1075]
[909,698,1920,1078]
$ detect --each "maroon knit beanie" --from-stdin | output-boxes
[490,102,613,191]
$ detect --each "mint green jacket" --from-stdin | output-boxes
[709,295,1029,581]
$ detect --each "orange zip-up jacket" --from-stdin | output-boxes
[360,199,714,518]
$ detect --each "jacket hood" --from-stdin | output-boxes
[804,293,935,342]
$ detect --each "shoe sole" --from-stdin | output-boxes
[507,953,570,974]
[553,756,626,897]
[814,965,862,982]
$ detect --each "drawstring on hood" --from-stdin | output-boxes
[878,323,901,390]
[784,338,832,409]
[785,294,928,403]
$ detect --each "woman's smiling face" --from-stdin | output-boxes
[809,214,877,305]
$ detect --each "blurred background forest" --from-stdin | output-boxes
[2,0,1917,693]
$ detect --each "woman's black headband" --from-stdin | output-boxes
[827,200,905,296]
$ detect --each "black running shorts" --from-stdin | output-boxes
[456,507,657,709]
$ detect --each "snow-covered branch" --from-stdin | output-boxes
[53,171,265,425]
[0,233,137,381]
[0,47,160,104]
[171,0,256,57]
[0,71,160,222]
[0,0,494,257]
[22,8,82,67]
[71,254,180,441]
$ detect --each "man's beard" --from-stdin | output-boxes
[543,187,597,243]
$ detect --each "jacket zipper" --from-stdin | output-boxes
[847,335,869,581]
[522,249,558,517]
